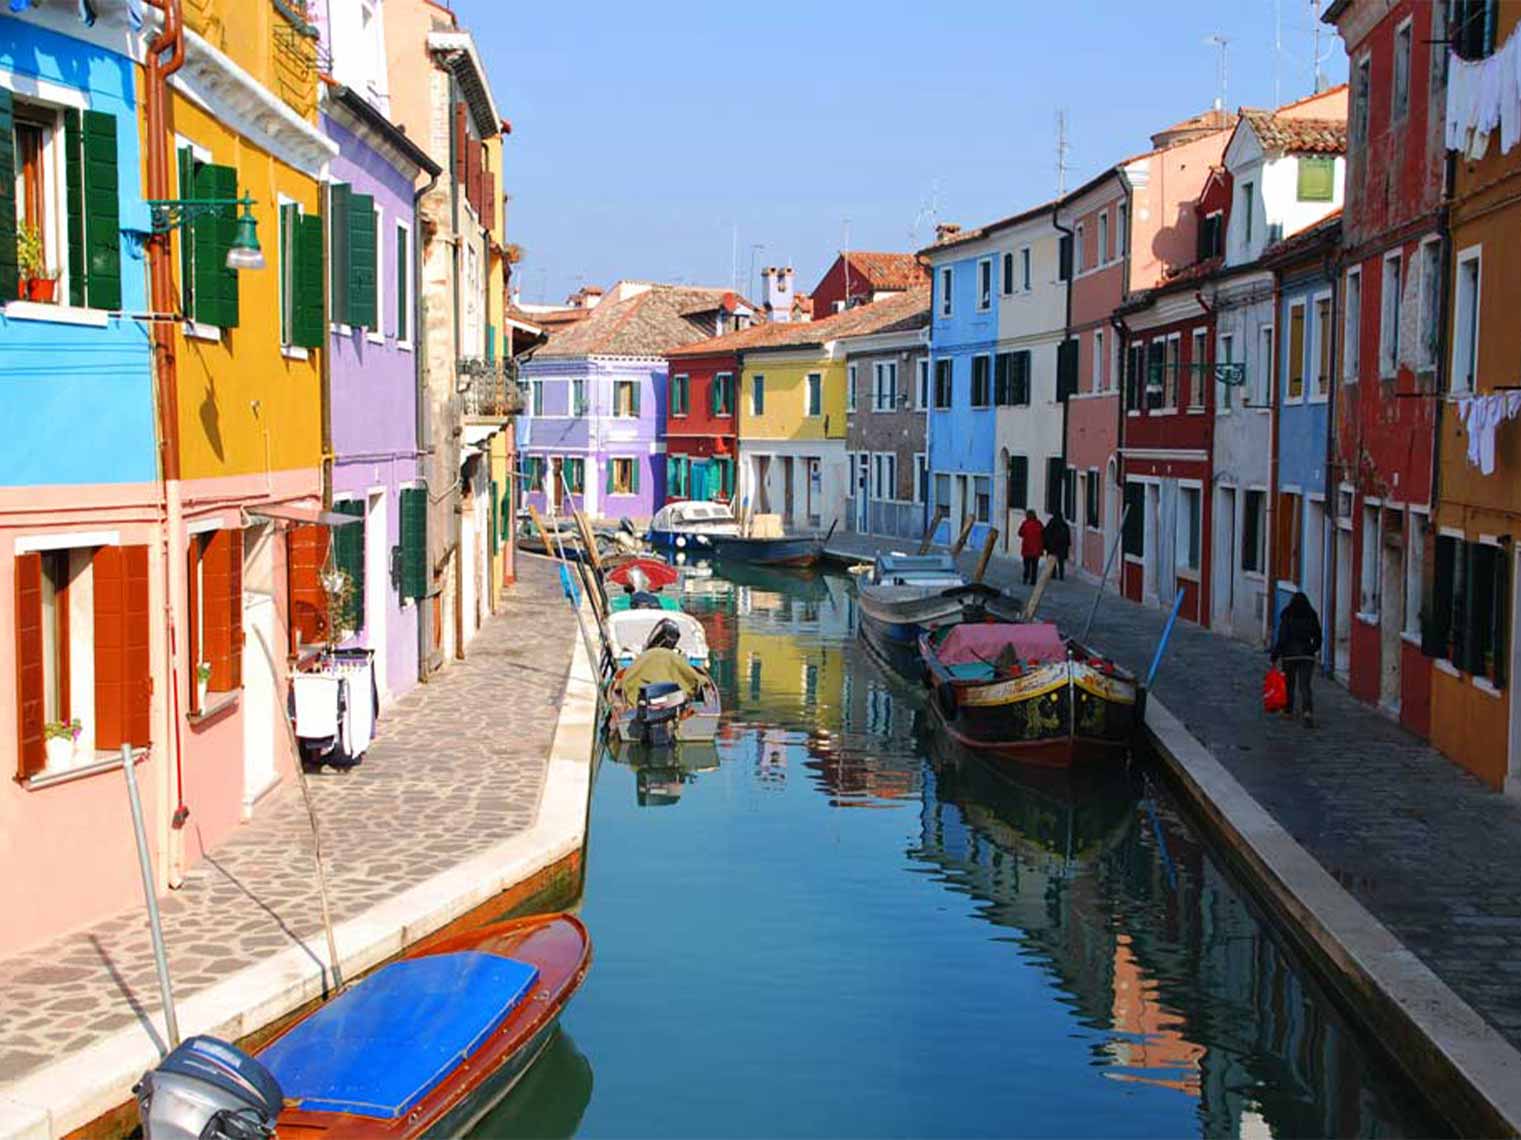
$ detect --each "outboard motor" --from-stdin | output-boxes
[632,681,687,747]
[135,1036,283,1140]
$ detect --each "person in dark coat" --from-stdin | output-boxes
[1270,591,1323,727]
[1044,513,1071,580]
[1017,509,1044,585]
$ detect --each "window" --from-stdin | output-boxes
[939,266,953,317]
[328,501,366,632]
[531,379,544,416]
[872,453,897,501]
[1361,504,1379,612]
[395,222,411,344]
[667,455,691,498]
[327,181,376,333]
[1241,182,1255,244]
[1405,512,1424,637]
[613,379,640,417]
[1242,490,1267,573]
[1117,203,1129,256]
[1393,20,1412,120]
[1453,248,1481,392]
[1417,240,1441,372]
[1005,455,1028,510]
[1198,212,1224,260]
[1099,212,1110,263]
[1344,269,1362,381]
[571,377,587,416]
[1021,246,1031,290]
[277,199,324,349]
[1188,329,1207,409]
[805,373,822,417]
[607,457,639,496]
[1123,482,1145,557]
[1092,330,1104,393]
[178,140,241,330]
[1288,302,1307,401]
[1275,491,1303,583]
[565,457,585,494]
[1432,536,1508,686]
[1085,468,1100,528]
[1045,457,1066,516]
[1177,486,1202,571]
[846,365,857,413]
[973,476,991,523]
[933,359,953,408]
[934,473,951,515]
[1001,251,1014,295]
[1257,325,1275,406]
[1058,234,1073,281]
[1353,57,1371,144]
[1451,0,1497,61]
[1164,335,1181,409]
[916,358,929,409]
[977,257,992,310]
[1380,253,1401,378]
[1218,333,1235,412]
[995,350,1031,407]
[713,372,734,416]
[185,527,245,715]
[1063,466,1077,524]
[671,374,690,417]
[873,361,898,412]
[1313,295,1332,399]
[1125,343,1145,411]
[1297,156,1335,202]
[914,453,928,504]
[970,355,991,407]
[752,374,766,415]
[1074,223,1085,274]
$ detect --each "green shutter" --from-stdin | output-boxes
[399,486,428,601]
[292,213,324,348]
[630,382,641,417]
[81,110,121,311]
[329,182,350,321]
[193,162,239,327]
[500,485,512,538]
[631,458,641,494]
[0,89,17,301]
[64,109,86,307]
[346,192,376,328]
[486,324,496,362]
[490,480,500,553]
[395,223,407,339]
[605,460,615,494]
[279,203,297,344]
[1298,155,1334,202]
[333,501,366,632]
[1008,455,1028,510]
[177,146,196,317]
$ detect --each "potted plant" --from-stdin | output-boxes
[16,223,57,303]
[196,661,212,708]
[43,718,82,769]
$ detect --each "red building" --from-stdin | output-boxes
[809,251,927,318]
[660,348,739,503]
[1324,0,1446,735]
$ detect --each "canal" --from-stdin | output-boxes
[478,566,1443,1138]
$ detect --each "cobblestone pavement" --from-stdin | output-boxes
[0,556,576,1086]
[831,533,1521,1051]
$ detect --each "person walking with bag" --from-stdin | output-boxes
[1017,509,1045,585]
[1044,512,1071,580]
[1270,592,1323,727]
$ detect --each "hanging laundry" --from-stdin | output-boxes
[1479,395,1501,476]
[1454,392,1521,475]
[1502,33,1521,154]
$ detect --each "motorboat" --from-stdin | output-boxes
[134,913,590,1140]
[920,620,1139,768]
[604,608,710,670]
[855,553,1021,674]
[648,500,823,568]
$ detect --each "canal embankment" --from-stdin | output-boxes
[828,532,1521,1136]
[0,556,597,1140]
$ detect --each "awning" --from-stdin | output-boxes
[248,504,363,527]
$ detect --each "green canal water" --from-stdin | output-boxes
[477,567,1443,1138]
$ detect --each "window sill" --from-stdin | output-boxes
[1242,570,1266,583]
[1400,630,1423,648]
[188,690,241,726]
[281,345,310,362]
[1434,657,1462,679]
[1185,407,1207,415]
[23,746,149,791]
[185,321,222,342]
[4,301,110,328]
[398,341,414,353]
[1177,568,1201,582]
[366,332,385,346]
[1474,676,1504,699]
[1355,611,1380,626]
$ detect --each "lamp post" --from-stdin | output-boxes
[145,191,266,271]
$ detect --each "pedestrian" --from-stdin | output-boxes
[1017,509,1045,585]
[1044,512,1071,581]
[1270,591,1323,728]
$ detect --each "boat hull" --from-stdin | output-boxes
[707,534,822,567]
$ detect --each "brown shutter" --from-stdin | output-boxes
[93,545,125,752]
[124,545,151,746]
[201,529,235,691]
[453,103,466,184]
[15,552,43,779]
[186,538,201,714]
[226,528,244,691]
[288,523,330,646]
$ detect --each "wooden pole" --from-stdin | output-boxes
[949,514,976,556]
[1022,553,1058,620]
[917,506,947,556]
[973,528,1000,583]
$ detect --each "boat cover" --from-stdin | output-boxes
[936,622,1066,667]
[607,558,679,589]
[877,553,955,578]
[259,952,539,1119]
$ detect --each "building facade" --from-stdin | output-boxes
[810,250,926,318]
[842,306,931,543]
[659,347,741,505]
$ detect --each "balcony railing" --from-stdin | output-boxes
[459,358,526,418]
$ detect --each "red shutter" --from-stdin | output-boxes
[480,150,494,236]
[15,552,44,779]
[453,103,466,184]
[202,529,234,691]
[186,539,201,714]
[226,528,244,691]
[93,545,125,752]
[288,523,330,646]
[124,545,151,746]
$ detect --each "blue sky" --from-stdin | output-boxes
[463,0,1349,307]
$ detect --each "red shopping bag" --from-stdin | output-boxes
[1262,667,1288,713]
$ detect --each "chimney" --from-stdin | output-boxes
[762,266,795,323]
[935,223,962,244]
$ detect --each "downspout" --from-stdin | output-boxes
[413,163,440,683]
[143,0,190,883]
[1110,311,1131,587]
[1266,270,1284,647]
[1195,286,1216,627]
[1052,203,1075,523]
[1429,152,1457,607]
[1322,242,1342,675]
[450,76,466,662]
[320,179,333,509]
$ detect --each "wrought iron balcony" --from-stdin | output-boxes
[458,357,526,419]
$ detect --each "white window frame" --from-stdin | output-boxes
[1188,326,1208,410]
[1405,506,1427,639]
[1074,223,1085,274]
[1392,16,1413,123]
[970,353,992,409]
[846,364,858,413]
[1092,328,1104,394]
[1416,236,1441,373]
[671,373,690,418]
[976,257,992,311]
[752,373,766,416]
[873,361,898,412]
[1161,332,1182,411]
[6,90,75,316]
[805,372,823,418]
[939,266,953,318]
[367,202,385,345]
[395,219,413,349]
[1176,481,1203,575]
[1020,246,1031,291]
[1217,331,1235,414]
[1380,250,1402,379]
[915,357,929,410]
[1343,266,1361,381]
[1256,324,1274,407]
[1243,487,1268,578]
[1000,250,1014,296]
[1452,244,1482,393]
[913,452,927,504]
[1310,288,1334,403]
[1241,181,1255,246]
[1360,501,1381,617]
[276,192,305,359]
[1098,211,1110,265]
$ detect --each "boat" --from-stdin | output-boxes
[135,913,590,1140]
[920,620,1139,767]
[605,607,710,669]
[648,500,824,568]
[608,739,722,806]
[854,553,1025,674]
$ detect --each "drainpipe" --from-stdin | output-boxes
[1110,311,1131,584]
[320,179,333,509]
[143,0,190,884]
[1266,272,1284,648]
[1195,287,1216,627]
[413,161,440,683]
[1430,153,1457,586]
[1322,241,1342,674]
[450,77,466,663]
[1052,203,1075,523]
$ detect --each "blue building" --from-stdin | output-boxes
[1267,214,1341,667]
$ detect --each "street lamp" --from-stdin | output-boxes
[146,188,265,271]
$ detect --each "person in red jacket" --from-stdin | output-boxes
[1017,509,1045,585]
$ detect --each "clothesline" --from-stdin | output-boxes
[1454,392,1521,476]
[1446,28,1521,160]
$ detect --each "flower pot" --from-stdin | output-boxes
[197,680,209,709]
[16,277,26,300]
[25,277,57,303]
[45,736,74,770]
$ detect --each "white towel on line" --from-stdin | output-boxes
[292,674,341,739]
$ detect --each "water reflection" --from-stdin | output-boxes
[469,1027,592,1139]
[605,738,723,808]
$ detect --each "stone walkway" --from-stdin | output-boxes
[829,533,1521,1051]
[0,556,576,1088]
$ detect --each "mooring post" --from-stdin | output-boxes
[949,514,975,556]
[917,506,947,556]
[973,528,999,583]
[1145,589,1188,689]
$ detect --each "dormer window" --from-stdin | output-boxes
[1197,212,1224,260]
[1241,182,1255,244]
[1297,156,1335,202]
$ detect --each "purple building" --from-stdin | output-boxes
[320,82,439,706]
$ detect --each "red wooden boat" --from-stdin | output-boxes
[606,556,679,591]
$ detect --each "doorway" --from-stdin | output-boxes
[1335,522,1353,677]
[366,490,389,705]
[1212,486,1236,630]
[855,455,869,533]
[1143,483,1161,602]
[1304,498,1326,621]
[1379,512,1403,711]
[1105,458,1121,585]
[806,458,822,527]
[1508,563,1521,796]
[550,457,564,513]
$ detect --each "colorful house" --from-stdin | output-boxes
[311,12,441,708]
[660,345,744,505]
[1430,2,1521,790]
[1324,0,1445,731]
[519,282,746,521]
[809,250,927,318]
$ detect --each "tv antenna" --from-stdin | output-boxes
[1055,109,1070,196]
[910,179,940,247]
[1204,33,1230,112]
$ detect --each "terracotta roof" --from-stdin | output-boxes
[1239,110,1346,155]
[666,286,931,358]
[536,285,742,358]
[918,199,1059,257]
[838,251,928,292]
[677,290,759,317]
[1157,107,1236,137]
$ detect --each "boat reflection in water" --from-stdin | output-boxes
[605,738,722,808]
[466,1027,593,1140]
